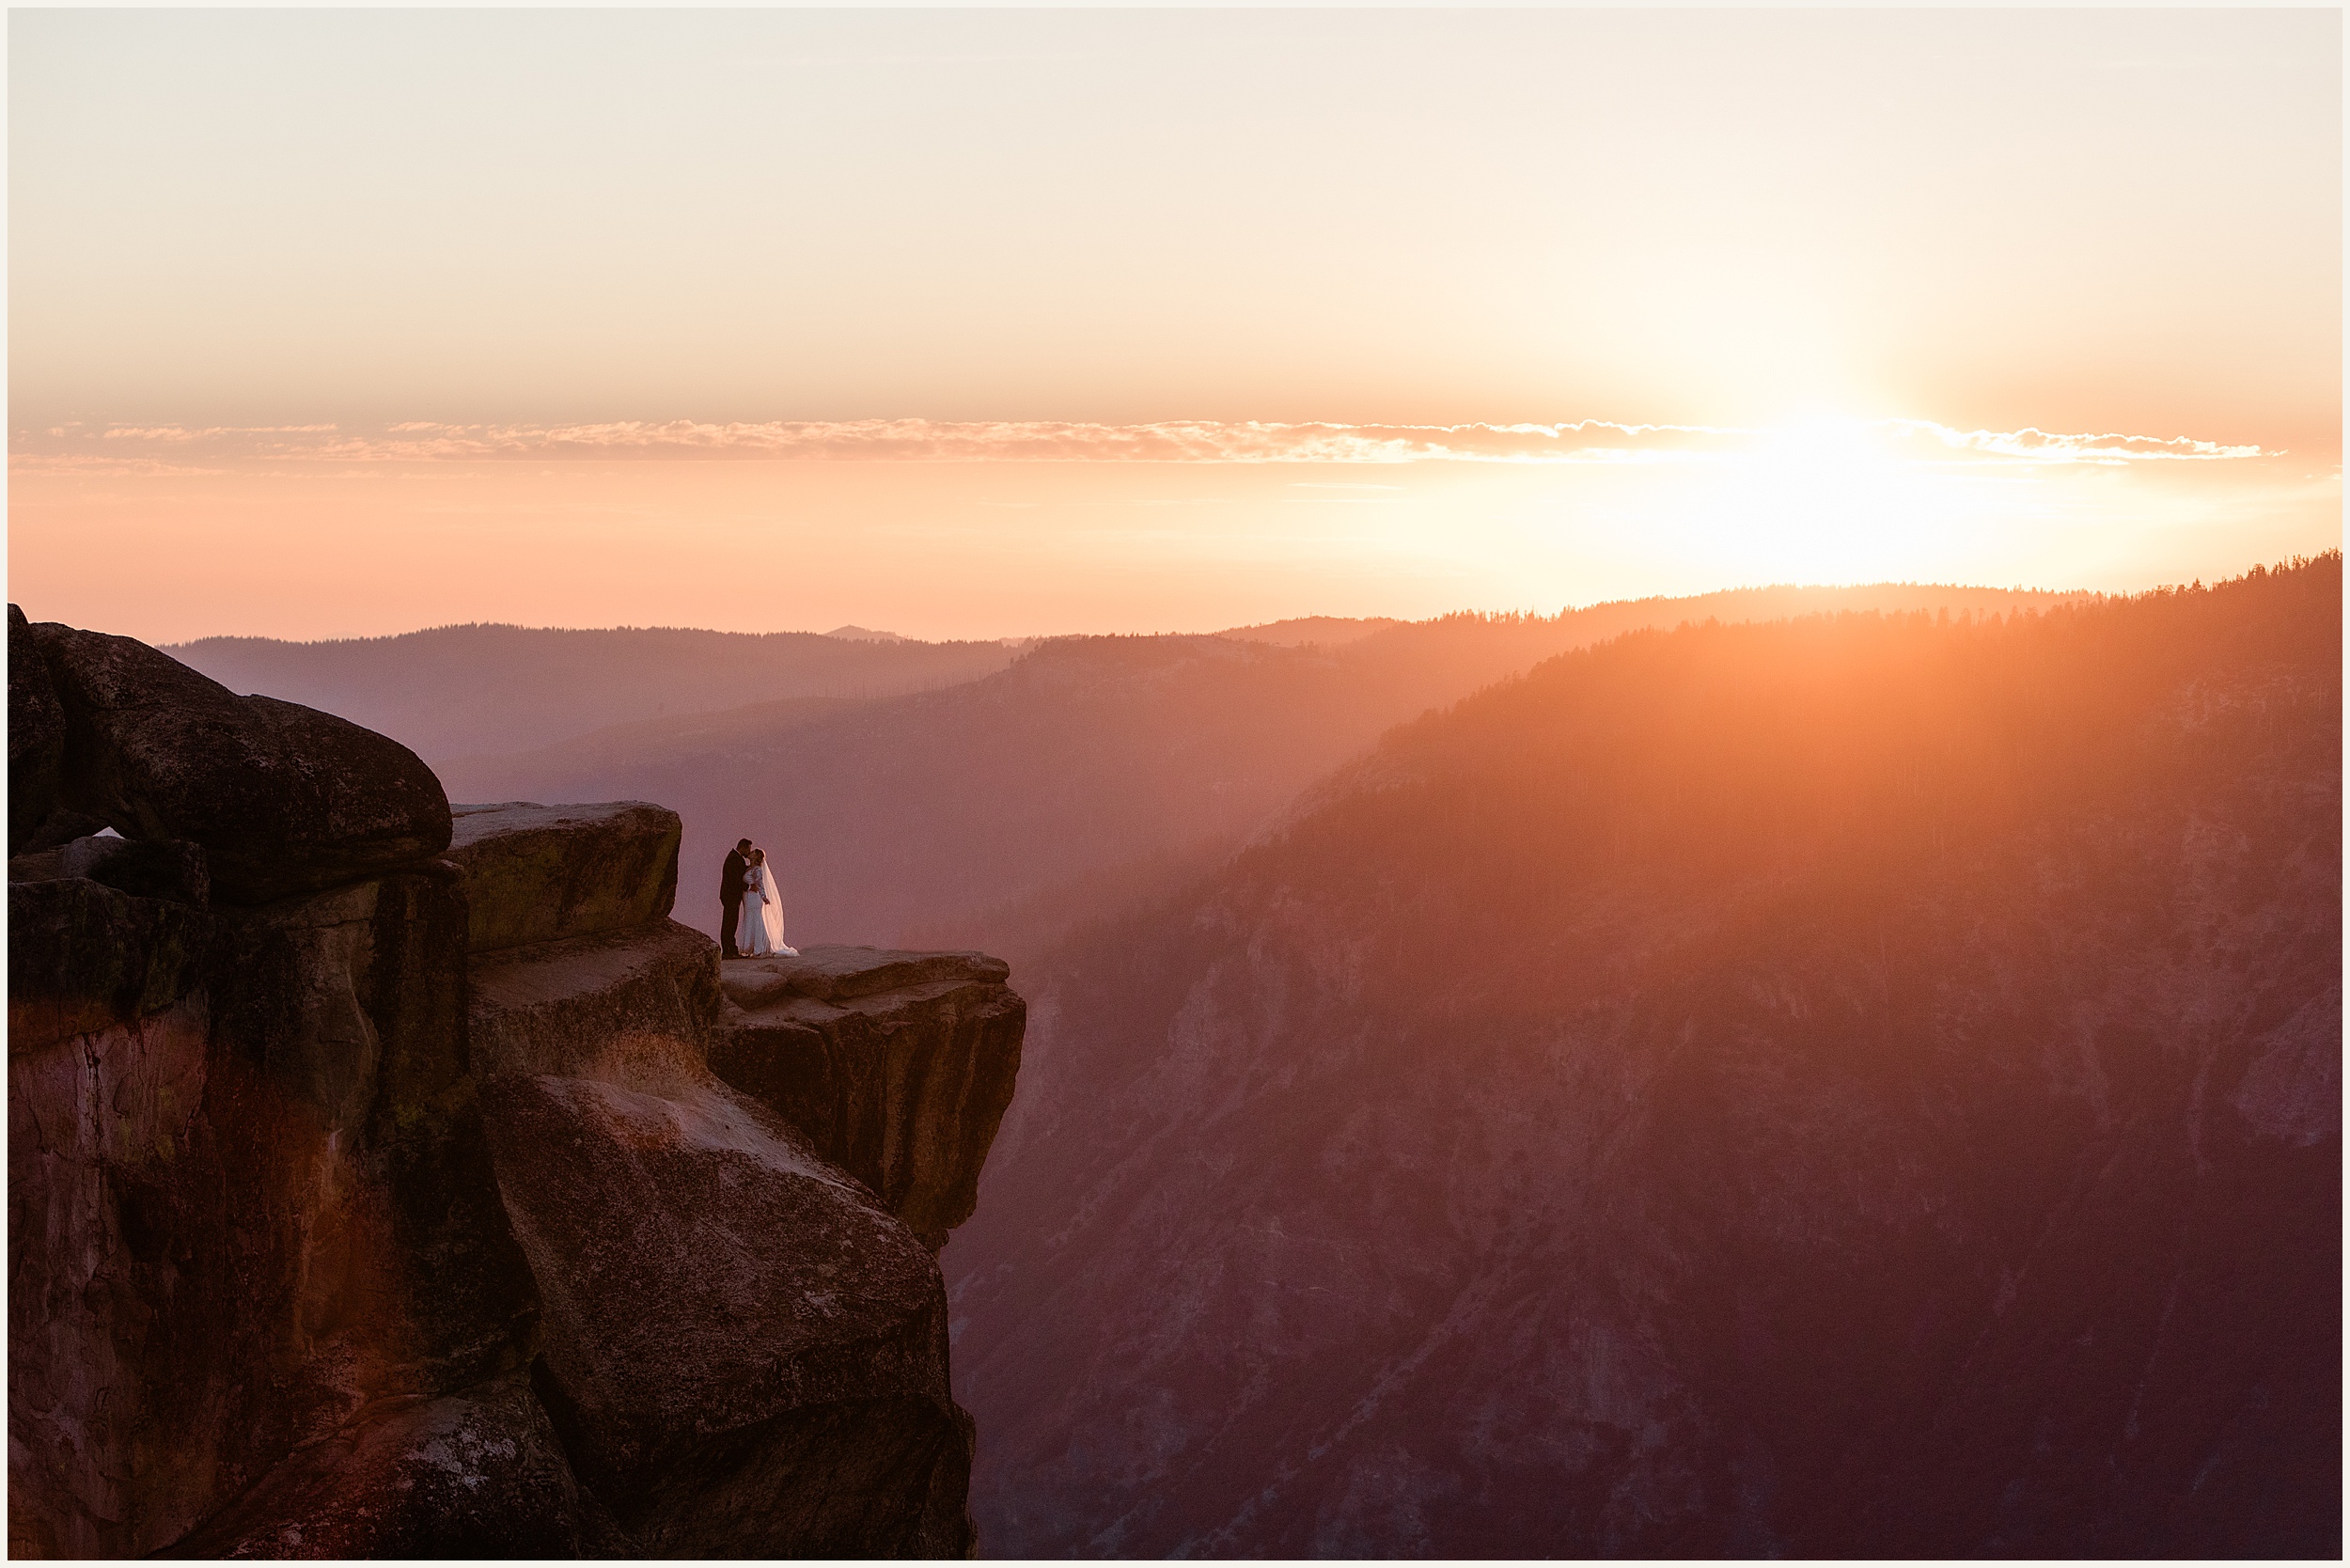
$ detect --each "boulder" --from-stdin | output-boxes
[22,619,450,904]
[159,1378,587,1560]
[444,802,682,953]
[466,919,721,1082]
[469,925,979,1553]
[712,948,1026,1242]
[481,1069,974,1557]
[8,604,67,855]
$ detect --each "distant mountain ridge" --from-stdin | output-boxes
[165,622,1020,764]
[164,584,2084,776]
[444,619,1591,955]
[437,583,2089,966]
[1217,616,1405,647]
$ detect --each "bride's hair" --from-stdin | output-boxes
[748,848,766,866]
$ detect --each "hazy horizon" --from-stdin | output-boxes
[143,573,2117,651]
[9,8,2339,645]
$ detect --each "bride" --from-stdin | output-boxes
[736,848,798,958]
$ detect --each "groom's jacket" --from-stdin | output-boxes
[721,849,748,902]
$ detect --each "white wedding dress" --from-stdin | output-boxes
[735,864,797,957]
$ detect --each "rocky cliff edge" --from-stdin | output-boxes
[6,609,1024,1559]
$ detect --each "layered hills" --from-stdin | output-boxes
[165,623,1022,763]
[438,584,2081,961]
[946,557,2342,1556]
[21,563,2331,1556]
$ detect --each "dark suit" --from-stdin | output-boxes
[719,848,749,957]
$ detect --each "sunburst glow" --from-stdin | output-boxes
[6,8,2338,640]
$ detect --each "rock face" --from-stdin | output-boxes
[444,801,682,952]
[8,871,212,1050]
[7,610,1024,1559]
[484,1070,974,1556]
[466,919,721,1081]
[8,864,536,1560]
[159,1378,587,1560]
[713,948,1026,1243]
[453,869,980,1553]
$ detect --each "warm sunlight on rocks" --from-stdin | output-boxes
[7,8,2340,1555]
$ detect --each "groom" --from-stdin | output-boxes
[720,838,753,959]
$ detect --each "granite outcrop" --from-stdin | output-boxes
[7,609,1023,1559]
[444,800,682,953]
[13,608,451,901]
[713,949,1026,1247]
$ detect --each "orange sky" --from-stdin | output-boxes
[8,8,2340,643]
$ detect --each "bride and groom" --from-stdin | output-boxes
[720,838,798,959]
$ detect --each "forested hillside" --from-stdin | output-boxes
[948,557,2341,1557]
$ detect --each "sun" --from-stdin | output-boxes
[1670,415,1974,585]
